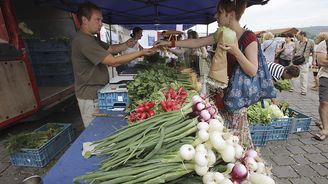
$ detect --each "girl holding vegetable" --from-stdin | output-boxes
[155,0,258,147]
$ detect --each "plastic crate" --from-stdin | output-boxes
[36,74,74,86]
[289,108,312,133]
[25,39,70,52]
[30,51,70,64]
[32,63,73,76]
[250,124,269,147]
[9,123,74,167]
[250,117,292,146]
[98,84,129,111]
[265,118,292,141]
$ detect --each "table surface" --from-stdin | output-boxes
[43,111,127,184]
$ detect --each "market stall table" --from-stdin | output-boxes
[43,111,127,184]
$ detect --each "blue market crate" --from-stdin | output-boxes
[30,51,70,64]
[250,117,292,146]
[32,63,73,76]
[36,74,74,86]
[250,124,269,147]
[10,123,74,167]
[98,84,129,111]
[289,108,312,133]
[266,118,292,141]
[25,39,70,52]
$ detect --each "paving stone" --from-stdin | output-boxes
[311,177,328,184]
[310,164,328,176]
[261,156,277,167]
[259,146,274,156]
[270,146,292,156]
[288,134,300,139]
[300,138,320,145]
[297,132,316,139]
[304,153,328,164]
[272,166,298,178]
[271,155,296,166]
[291,154,311,165]
[315,144,328,153]
[310,126,321,131]
[302,145,322,154]
[0,162,10,173]
[275,178,292,184]
[267,140,288,147]
[292,164,318,177]
[323,163,328,169]
[287,139,304,146]
[290,177,315,184]
[286,145,306,154]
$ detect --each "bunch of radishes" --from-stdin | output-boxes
[128,101,156,122]
[161,87,187,112]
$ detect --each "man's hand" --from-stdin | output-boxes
[154,40,170,48]
[141,48,157,56]
[126,38,137,48]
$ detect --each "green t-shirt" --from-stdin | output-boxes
[71,31,110,99]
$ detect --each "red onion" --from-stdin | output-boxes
[196,102,206,111]
[245,149,258,159]
[192,95,203,105]
[231,163,248,180]
[200,110,211,121]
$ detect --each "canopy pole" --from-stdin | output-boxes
[206,24,209,36]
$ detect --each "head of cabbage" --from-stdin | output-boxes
[216,26,237,44]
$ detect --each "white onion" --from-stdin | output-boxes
[234,144,244,159]
[179,144,195,161]
[256,162,265,173]
[208,119,224,132]
[195,151,208,166]
[244,157,258,172]
[225,163,235,174]
[221,178,234,184]
[213,172,225,183]
[203,172,214,183]
[221,145,236,163]
[195,144,207,153]
[198,130,210,142]
[195,165,209,176]
[197,122,210,131]
[249,173,275,184]
[207,149,216,167]
[210,131,226,152]
[204,141,213,150]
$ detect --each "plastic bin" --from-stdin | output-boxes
[25,39,70,52]
[289,108,312,133]
[36,74,74,86]
[250,117,292,146]
[98,84,129,111]
[30,51,70,64]
[32,63,73,76]
[9,123,74,167]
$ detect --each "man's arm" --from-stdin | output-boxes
[108,38,135,54]
[317,52,328,67]
[102,49,156,67]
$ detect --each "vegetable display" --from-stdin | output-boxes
[274,80,291,92]
[247,101,287,125]
[75,95,275,184]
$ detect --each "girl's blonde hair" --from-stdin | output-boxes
[262,32,274,41]
[315,32,328,44]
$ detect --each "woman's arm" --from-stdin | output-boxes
[155,35,216,48]
[219,41,258,77]
[317,52,328,67]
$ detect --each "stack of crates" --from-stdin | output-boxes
[98,83,129,111]
[25,39,74,86]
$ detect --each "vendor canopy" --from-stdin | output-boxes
[40,0,269,30]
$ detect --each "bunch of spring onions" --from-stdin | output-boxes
[76,95,275,184]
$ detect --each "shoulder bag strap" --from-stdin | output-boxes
[301,41,308,55]
[263,40,274,52]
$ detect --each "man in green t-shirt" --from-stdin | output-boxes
[72,2,156,127]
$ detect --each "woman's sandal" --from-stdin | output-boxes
[314,130,328,141]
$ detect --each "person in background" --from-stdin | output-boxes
[292,31,315,95]
[71,2,156,127]
[123,27,144,68]
[261,32,278,63]
[313,34,328,141]
[155,0,258,147]
[276,33,295,66]
[267,62,300,105]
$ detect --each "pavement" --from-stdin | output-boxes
[0,74,327,184]
[261,74,328,184]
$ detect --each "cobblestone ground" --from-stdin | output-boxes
[261,74,328,184]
